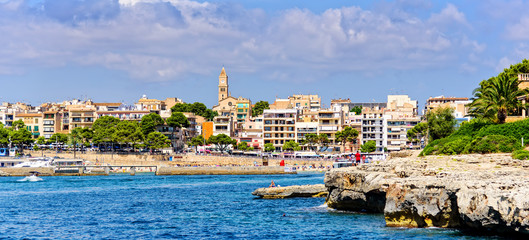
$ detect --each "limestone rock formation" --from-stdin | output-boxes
[252,184,328,199]
[325,153,529,235]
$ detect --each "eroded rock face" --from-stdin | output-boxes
[324,153,529,235]
[384,181,460,228]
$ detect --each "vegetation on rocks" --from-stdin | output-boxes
[420,118,529,156]
[512,150,529,160]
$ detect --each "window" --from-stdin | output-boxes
[264,127,271,131]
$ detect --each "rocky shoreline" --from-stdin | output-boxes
[325,152,529,235]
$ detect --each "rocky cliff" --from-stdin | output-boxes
[325,153,529,235]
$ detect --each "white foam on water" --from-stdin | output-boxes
[17,176,43,182]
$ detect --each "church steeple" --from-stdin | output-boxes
[218,67,229,103]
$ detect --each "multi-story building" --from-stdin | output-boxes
[361,108,387,152]
[213,116,232,136]
[270,94,321,111]
[343,112,362,152]
[238,117,263,149]
[68,106,96,130]
[295,122,318,150]
[424,96,471,125]
[386,117,421,151]
[317,104,343,151]
[263,109,297,151]
[383,95,420,152]
[14,113,42,139]
[42,111,61,139]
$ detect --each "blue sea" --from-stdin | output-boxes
[0,173,506,239]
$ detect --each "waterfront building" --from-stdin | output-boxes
[384,95,420,152]
[342,112,362,152]
[237,117,263,150]
[42,111,61,139]
[295,121,318,150]
[317,104,344,151]
[14,113,42,139]
[361,107,387,152]
[263,109,297,151]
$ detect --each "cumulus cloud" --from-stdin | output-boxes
[0,0,485,82]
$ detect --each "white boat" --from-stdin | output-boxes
[12,157,53,168]
[17,171,43,182]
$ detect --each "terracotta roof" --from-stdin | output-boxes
[219,67,227,77]
[16,113,42,117]
[93,102,122,107]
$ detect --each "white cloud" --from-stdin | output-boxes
[0,0,488,83]
[507,16,529,40]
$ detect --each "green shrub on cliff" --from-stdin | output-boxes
[420,119,528,156]
[468,135,521,154]
[512,150,529,160]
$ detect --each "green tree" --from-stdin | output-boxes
[92,116,120,147]
[113,121,144,150]
[318,134,330,153]
[188,135,205,152]
[0,123,9,147]
[145,132,171,153]
[78,127,94,148]
[171,103,191,113]
[360,140,376,153]
[171,102,217,120]
[350,106,362,115]
[264,143,275,152]
[36,136,46,156]
[166,112,190,151]
[208,134,237,153]
[335,126,359,152]
[301,133,319,152]
[140,113,165,136]
[68,129,83,159]
[237,142,250,151]
[426,107,457,142]
[12,120,25,130]
[50,133,68,144]
[468,74,529,124]
[282,140,301,152]
[407,122,428,144]
[204,109,218,121]
[8,121,34,154]
[252,101,270,117]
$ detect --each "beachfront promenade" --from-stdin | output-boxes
[0,150,332,176]
[35,151,335,169]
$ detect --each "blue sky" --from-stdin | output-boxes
[0,0,528,110]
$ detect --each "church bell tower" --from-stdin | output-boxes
[218,67,228,103]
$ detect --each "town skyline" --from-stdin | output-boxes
[1,0,528,108]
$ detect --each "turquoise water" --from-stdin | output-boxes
[0,173,504,239]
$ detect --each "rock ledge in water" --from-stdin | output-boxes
[252,184,327,199]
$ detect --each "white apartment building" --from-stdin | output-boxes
[263,109,297,151]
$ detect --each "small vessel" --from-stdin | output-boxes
[12,157,53,168]
[17,171,43,182]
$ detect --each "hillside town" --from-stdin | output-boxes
[0,67,478,157]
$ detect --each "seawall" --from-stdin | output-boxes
[157,166,294,175]
[325,153,529,235]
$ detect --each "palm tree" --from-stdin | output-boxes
[468,74,528,124]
